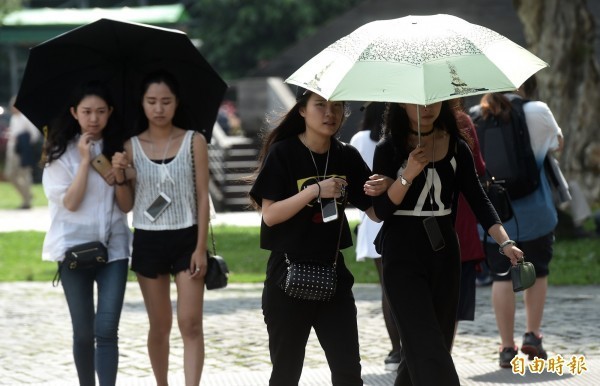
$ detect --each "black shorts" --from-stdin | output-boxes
[131,225,198,278]
[457,260,476,321]
[485,232,554,282]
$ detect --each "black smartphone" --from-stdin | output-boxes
[143,192,172,222]
[423,216,445,251]
[321,198,338,223]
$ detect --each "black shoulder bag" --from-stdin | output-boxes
[190,131,229,290]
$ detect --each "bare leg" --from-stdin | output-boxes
[492,280,516,348]
[175,271,205,386]
[137,273,173,386]
[524,276,547,335]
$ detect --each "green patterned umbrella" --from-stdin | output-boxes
[286,14,547,105]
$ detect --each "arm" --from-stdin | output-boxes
[112,140,135,212]
[486,223,522,266]
[262,176,346,227]
[62,133,93,212]
[190,133,211,278]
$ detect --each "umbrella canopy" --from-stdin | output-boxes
[15,18,227,142]
[286,14,548,105]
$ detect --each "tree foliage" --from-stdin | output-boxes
[0,0,22,23]
[188,0,361,80]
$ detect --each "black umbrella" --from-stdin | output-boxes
[15,18,227,142]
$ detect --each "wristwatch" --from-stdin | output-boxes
[399,175,412,187]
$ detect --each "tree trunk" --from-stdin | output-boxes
[514,0,600,202]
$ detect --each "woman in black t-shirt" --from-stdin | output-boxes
[372,101,523,386]
[249,88,386,386]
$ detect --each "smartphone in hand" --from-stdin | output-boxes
[321,198,338,223]
[90,154,112,182]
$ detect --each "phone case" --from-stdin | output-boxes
[423,216,445,251]
[90,154,112,179]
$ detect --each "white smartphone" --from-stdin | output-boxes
[143,192,172,222]
[321,198,338,223]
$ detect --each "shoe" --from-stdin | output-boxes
[499,346,518,368]
[384,350,401,371]
[18,204,31,210]
[521,332,548,360]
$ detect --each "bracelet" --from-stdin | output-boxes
[498,239,516,255]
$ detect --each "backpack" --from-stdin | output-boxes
[470,97,539,200]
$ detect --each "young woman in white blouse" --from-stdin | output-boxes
[42,81,132,386]
[112,70,210,386]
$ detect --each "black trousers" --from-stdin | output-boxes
[262,275,363,386]
[381,216,461,386]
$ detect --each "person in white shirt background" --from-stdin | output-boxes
[4,95,41,209]
[349,101,401,371]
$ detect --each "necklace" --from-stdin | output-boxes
[410,127,435,137]
[301,135,329,202]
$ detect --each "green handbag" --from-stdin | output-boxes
[511,256,536,292]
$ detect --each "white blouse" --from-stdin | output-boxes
[41,138,132,262]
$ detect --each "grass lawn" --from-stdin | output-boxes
[0,182,598,284]
[1,226,598,285]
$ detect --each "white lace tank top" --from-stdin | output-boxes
[131,130,197,230]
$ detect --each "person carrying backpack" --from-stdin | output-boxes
[470,75,563,368]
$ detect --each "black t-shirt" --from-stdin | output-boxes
[250,136,373,284]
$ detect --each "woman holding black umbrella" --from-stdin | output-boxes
[41,80,132,386]
[112,70,210,386]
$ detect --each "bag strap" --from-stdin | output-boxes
[190,131,217,256]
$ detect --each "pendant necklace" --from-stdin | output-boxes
[302,134,329,203]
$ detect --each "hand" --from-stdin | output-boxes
[102,168,118,186]
[190,249,208,279]
[503,244,524,266]
[111,151,129,170]
[364,174,393,196]
[320,177,347,199]
[404,145,429,181]
[77,133,93,162]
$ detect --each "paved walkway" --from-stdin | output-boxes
[0,207,599,385]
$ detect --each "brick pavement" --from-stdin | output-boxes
[1,208,599,384]
[0,282,598,385]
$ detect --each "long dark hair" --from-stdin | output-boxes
[382,101,465,159]
[131,69,191,136]
[247,90,347,208]
[361,102,386,141]
[44,80,121,164]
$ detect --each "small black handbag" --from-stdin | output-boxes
[190,132,229,290]
[511,256,536,292]
[280,254,337,301]
[63,241,108,270]
[205,223,229,290]
[53,241,108,286]
[280,195,347,302]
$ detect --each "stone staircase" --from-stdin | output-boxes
[208,131,259,212]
